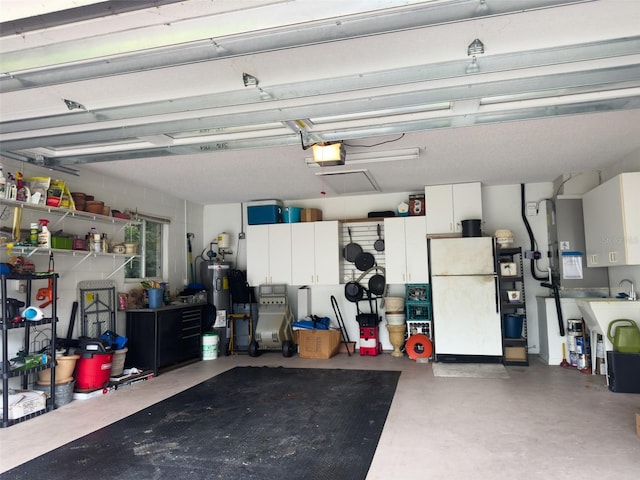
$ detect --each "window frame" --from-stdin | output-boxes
[124,214,170,283]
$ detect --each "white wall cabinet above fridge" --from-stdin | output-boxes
[246,223,292,286]
[291,221,340,285]
[425,182,482,235]
[582,172,640,267]
[384,216,428,284]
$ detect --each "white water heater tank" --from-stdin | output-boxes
[217,232,230,249]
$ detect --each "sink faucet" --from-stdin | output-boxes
[619,279,636,301]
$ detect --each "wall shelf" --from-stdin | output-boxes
[0,198,139,226]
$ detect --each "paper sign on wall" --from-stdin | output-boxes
[562,251,583,279]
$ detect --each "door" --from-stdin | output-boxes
[384,217,408,283]
[404,216,428,282]
[246,225,270,285]
[431,275,502,356]
[291,222,316,284]
[430,237,495,276]
[384,217,428,283]
[425,184,453,233]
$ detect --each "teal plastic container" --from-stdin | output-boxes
[283,207,302,223]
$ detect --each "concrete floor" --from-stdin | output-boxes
[1,354,639,479]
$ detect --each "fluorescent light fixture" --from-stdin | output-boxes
[312,143,345,166]
[306,147,419,168]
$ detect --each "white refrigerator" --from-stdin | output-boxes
[429,237,503,362]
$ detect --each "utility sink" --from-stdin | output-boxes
[576,298,640,351]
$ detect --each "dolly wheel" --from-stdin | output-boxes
[249,340,260,357]
[282,340,295,357]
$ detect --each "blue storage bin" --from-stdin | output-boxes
[504,314,523,339]
[247,200,283,225]
[283,207,302,223]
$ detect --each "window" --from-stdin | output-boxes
[124,217,167,281]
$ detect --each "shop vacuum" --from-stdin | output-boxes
[74,338,113,391]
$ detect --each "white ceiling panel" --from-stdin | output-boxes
[1,0,639,205]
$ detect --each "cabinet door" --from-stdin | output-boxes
[246,225,270,285]
[384,217,408,283]
[313,221,340,285]
[404,216,428,283]
[452,182,482,232]
[584,173,640,267]
[157,310,182,369]
[291,222,316,285]
[621,173,640,264]
[425,184,453,234]
[583,178,616,266]
[267,223,292,284]
[291,221,339,285]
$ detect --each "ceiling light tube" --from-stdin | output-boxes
[306,147,419,167]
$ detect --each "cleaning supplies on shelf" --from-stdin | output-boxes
[30,223,39,247]
[37,219,51,248]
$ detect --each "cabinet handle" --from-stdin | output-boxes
[608,251,617,263]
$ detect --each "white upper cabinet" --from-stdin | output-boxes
[246,223,292,285]
[291,221,340,285]
[425,182,482,234]
[583,172,640,267]
[384,216,428,284]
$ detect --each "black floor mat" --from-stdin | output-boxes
[4,366,401,480]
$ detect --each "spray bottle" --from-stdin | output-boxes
[38,219,51,248]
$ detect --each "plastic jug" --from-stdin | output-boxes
[607,319,640,353]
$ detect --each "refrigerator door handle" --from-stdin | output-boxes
[494,275,500,313]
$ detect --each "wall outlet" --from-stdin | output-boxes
[526,202,538,216]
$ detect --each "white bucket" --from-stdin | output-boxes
[386,313,406,325]
[202,333,219,360]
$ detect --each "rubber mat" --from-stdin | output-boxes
[3,366,401,480]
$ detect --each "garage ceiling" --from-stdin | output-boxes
[1,0,639,204]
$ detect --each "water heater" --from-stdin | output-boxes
[200,261,232,312]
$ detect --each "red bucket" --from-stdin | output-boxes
[74,352,113,390]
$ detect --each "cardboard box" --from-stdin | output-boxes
[409,193,425,216]
[0,389,47,420]
[297,329,340,359]
[504,346,527,362]
[301,208,322,222]
[338,341,356,354]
